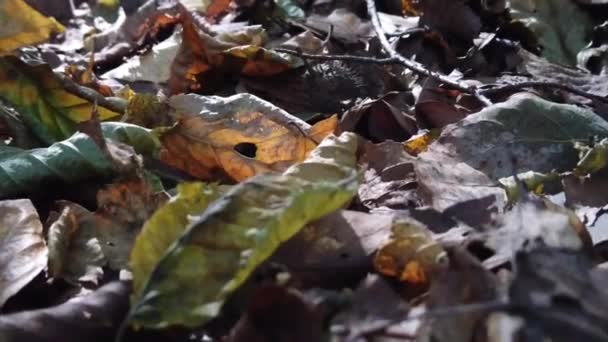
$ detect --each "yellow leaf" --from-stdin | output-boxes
[0,0,65,55]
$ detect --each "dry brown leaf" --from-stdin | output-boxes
[160,94,337,182]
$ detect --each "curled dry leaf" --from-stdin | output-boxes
[129,132,359,328]
[374,217,447,289]
[0,199,48,308]
[160,93,338,182]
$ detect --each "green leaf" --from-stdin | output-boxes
[0,56,120,144]
[0,132,114,198]
[274,0,305,19]
[130,182,222,304]
[509,0,593,66]
[129,133,360,328]
[101,122,161,156]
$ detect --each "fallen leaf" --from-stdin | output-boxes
[0,0,64,55]
[129,132,359,328]
[358,140,421,209]
[160,93,337,182]
[418,0,481,43]
[130,182,222,305]
[508,0,592,65]
[374,217,447,289]
[0,55,120,143]
[47,203,105,284]
[428,247,498,342]
[0,281,129,342]
[0,199,48,308]
[227,285,323,342]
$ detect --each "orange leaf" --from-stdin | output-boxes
[160,94,337,182]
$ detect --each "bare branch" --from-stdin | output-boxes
[480,81,608,104]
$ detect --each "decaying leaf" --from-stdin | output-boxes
[0,0,64,55]
[129,132,359,328]
[47,176,168,283]
[0,281,129,342]
[47,203,105,284]
[0,199,48,308]
[508,0,592,65]
[169,8,299,94]
[374,217,447,288]
[416,93,608,211]
[160,93,338,182]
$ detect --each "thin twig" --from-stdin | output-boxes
[55,72,127,114]
[364,0,493,106]
[481,81,608,104]
[275,48,399,64]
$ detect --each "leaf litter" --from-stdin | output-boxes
[1,0,608,341]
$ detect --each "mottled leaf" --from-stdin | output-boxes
[160,93,337,182]
[129,132,359,328]
[0,56,120,143]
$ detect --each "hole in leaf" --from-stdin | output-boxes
[234,142,257,158]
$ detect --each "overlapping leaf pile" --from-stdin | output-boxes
[2,0,608,341]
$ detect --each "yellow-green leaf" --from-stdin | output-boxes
[0,0,65,55]
[129,133,360,328]
[130,182,222,303]
[0,56,120,143]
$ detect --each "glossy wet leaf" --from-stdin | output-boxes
[129,132,359,328]
[0,199,47,307]
[0,0,64,55]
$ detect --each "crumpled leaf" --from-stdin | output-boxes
[0,0,64,55]
[160,93,338,182]
[0,199,48,308]
[101,30,182,85]
[509,248,608,342]
[483,196,593,268]
[169,9,300,94]
[47,203,105,284]
[574,138,608,176]
[374,217,447,287]
[129,132,359,328]
[358,141,420,209]
[508,0,593,65]
[0,55,120,143]
[499,170,561,203]
[131,182,222,304]
[498,49,608,103]
[0,281,129,342]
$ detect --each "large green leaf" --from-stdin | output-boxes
[0,56,120,143]
[509,0,593,66]
[129,133,360,328]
